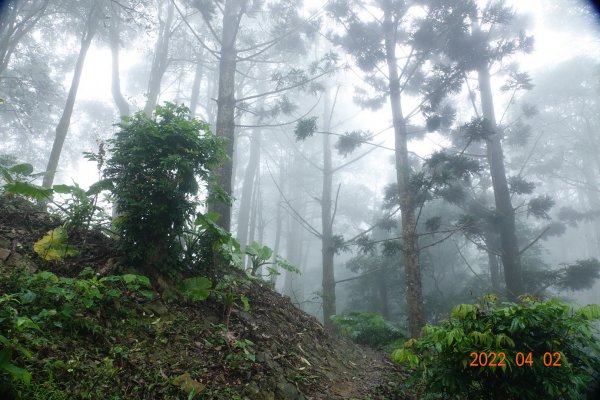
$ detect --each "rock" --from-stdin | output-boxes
[275,378,304,400]
[171,373,206,396]
[143,300,169,316]
[0,248,10,262]
[243,382,275,400]
[5,252,37,273]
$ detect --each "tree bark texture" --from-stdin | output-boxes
[42,2,98,189]
[477,65,524,300]
[384,10,424,338]
[209,0,247,232]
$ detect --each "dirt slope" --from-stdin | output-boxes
[0,195,405,399]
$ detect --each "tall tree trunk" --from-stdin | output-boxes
[109,4,129,117]
[283,211,303,301]
[237,127,262,249]
[384,10,424,338]
[247,175,259,246]
[270,160,286,286]
[484,230,502,291]
[321,87,336,331]
[209,0,246,232]
[143,1,174,115]
[42,3,98,189]
[206,69,217,126]
[189,53,204,117]
[283,150,304,301]
[477,65,524,300]
[378,269,390,319]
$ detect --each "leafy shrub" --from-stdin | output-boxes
[103,103,225,274]
[331,312,405,350]
[0,268,154,393]
[392,296,600,399]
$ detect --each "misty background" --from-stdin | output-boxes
[1,0,600,331]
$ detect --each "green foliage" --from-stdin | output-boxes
[508,175,535,195]
[459,117,495,142]
[103,103,225,273]
[334,130,373,156]
[245,241,273,276]
[245,241,300,278]
[392,297,600,400]
[0,295,34,387]
[1,158,110,236]
[557,258,600,291]
[527,195,555,220]
[0,268,153,392]
[225,339,256,370]
[331,312,405,350]
[3,181,52,200]
[181,277,212,301]
[294,116,318,141]
[192,212,243,271]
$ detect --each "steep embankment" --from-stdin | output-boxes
[0,196,405,399]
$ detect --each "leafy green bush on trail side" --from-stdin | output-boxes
[0,267,154,392]
[103,102,225,275]
[331,312,405,350]
[392,296,600,400]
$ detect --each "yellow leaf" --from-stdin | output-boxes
[33,227,78,261]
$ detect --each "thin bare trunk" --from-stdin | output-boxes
[109,4,130,116]
[237,129,261,247]
[321,87,336,330]
[143,1,174,115]
[270,161,286,286]
[42,3,98,189]
[189,54,204,117]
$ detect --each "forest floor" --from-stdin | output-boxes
[0,195,408,400]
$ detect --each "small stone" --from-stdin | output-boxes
[171,373,206,395]
[5,253,37,273]
[0,248,10,262]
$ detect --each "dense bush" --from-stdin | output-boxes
[392,296,600,399]
[330,312,405,350]
[103,103,225,274]
[0,268,153,397]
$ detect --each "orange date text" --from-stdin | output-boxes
[468,351,561,367]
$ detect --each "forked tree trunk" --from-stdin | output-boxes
[43,3,98,189]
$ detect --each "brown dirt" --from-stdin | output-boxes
[0,195,407,399]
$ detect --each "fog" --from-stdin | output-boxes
[2,0,600,330]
